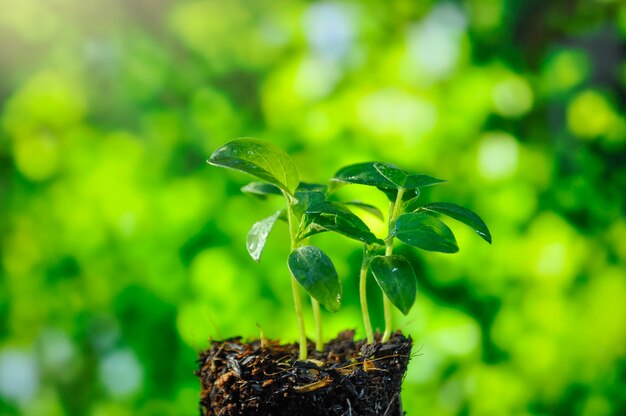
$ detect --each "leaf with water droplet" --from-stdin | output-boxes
[330,162,395,190]
[208,138,299,195]
[421,202,492,244]
[293,184,327,219]
[393,212,459,253]
[331,162,446,201]
[373,162,408,188]
[296,182,327,193]
[369,255,417,315]
[288,246,342,312]
[300,201,383,245]
[374,162,448,189]
[246,211,281,262]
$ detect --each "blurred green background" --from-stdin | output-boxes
[1,0,625,415]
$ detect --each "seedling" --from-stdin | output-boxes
[208,138,380,360]
[326,162,492,342]
[208,139,491,357]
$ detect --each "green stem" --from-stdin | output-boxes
[290,274,307,360]
[382,242,394,342]
[382,187,405,343]
[311,297,323,351]
[285,196,308,360]
[360,247,374,344]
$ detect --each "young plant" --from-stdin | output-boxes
[208,138,343,360]
[328,162,492,342]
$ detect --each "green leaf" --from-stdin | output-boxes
[331,162,395,189]
[374,162,447,190]
[342,201,385,221]
[393,212,459,253]
[208,138,299,195]
[301,201,383,245]
[293,186,327,219]
[369,255,417,315]
[331,162,444,201]
[421,202,492,244]
[373,162,408,187]
[241,182,282,199]
[288,246,341,312]
[405,174,447,189]
[246,211,281,262]
[373,162,444,202]
[296,182,327,193]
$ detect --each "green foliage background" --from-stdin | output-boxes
[1,0,625,415]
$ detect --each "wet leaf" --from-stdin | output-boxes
[296,182,327,193]
[288,246,341,312]
[331,162,444,202]
[404,174,446,189]
[241,182,282,199]
[301,201,383,245]
[369,255,417,315]
[375,162,446,190]
[373,162,408,188]
[293,185,327,219]
[208,138,299,195]
[246,211,281,262]
[330,162,394,189]
[393,212,459,253]
[421,202,492,244]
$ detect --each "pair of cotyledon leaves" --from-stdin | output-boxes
[208,138,492,316]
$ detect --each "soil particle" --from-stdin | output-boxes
[196,330,413,416]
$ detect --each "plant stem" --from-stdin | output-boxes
[382,187,405,342]
[290,274,307,360]
[382,242,394,342]
[311,297,323,351]
[359,247,374,344]
[285,196,308,360]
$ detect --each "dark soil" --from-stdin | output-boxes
[196,330,413,416]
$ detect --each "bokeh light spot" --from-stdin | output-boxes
[535,242,567,278]
[477,132,519,180]
[39,329,77,378]
[293,57,341,100]
[0,349,39,403]
[492,75,533,117]
[304,2,355,61]
[542,49,590,94]
[99,349,143,398]
[3,70,86,135]
[357,88,437,140]
[526,213,586,285]
[13,132,59,181]
[407,3,467,80]
[567,90,617,138]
